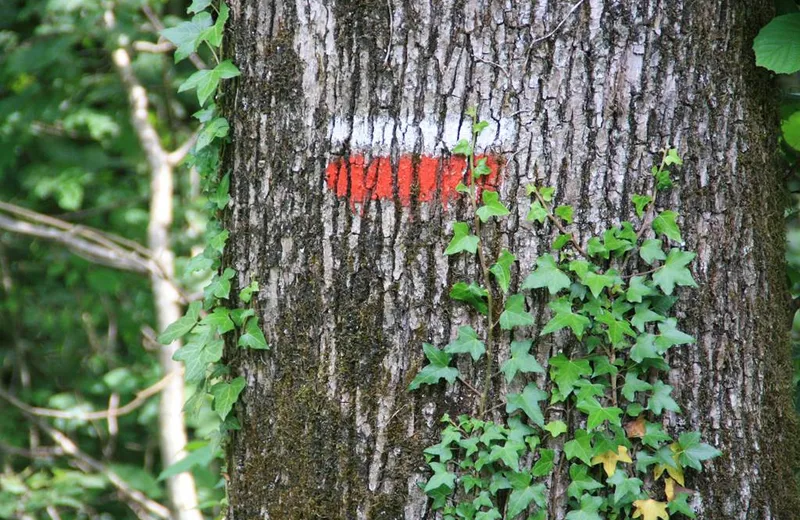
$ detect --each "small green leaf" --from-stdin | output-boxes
[187,0,212,13]
[200,2,230,47]
[632,194,653,219]
[424,462,456,493]
[548,353,592,397]
[506,482,546,518]
[499,294,535,330]
[668,493,697,518]
[506,384,548,426]
[158,301,202,344]
[161,12,213,62]
[565,494,603,520]
[473,120,489,134]
[587,237,608,259]
[452,139,472,156]
[652,249,697,295]
[522,254,571,294]
[552,233,572,250]
[444,326,486,361]
[409,344,459,390]
[652,210,682,242]
[647,381,681,416]
[544,420,568,438]
[210,376,245,420]
[196,117,229,152]
[158,444,214,481]
[595,311,636,347]
[473,157,492,178]
[239,280,259,303]
[630,333,659,363]
[754,14,800,74]
[449,282,489,315]
[607,470,643,504]
[541,298,591,339]
[626,276,658,303]
[576,396,623,430]
[500,339,544,384]
[179,60,241,106]
[621,372,652,401]
[564,429,593,465]
[444,222,479,255]
[238,316,269,349]
[476,190,509,222]
[200,307,235,334]
[490,249,515,293]
[582,270,617,298]
[639,239,666,265]
[677,431,722,470]
[526,200,548,223]
[539,186,555,202]
[642,422,673,449]
[555,204,574,224]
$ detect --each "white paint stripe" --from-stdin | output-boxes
[328,114,519,155]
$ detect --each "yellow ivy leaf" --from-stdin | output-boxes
[590,445,632,477]
[653,445,685,486]
[665,477,675,501]
[632,499,670,520]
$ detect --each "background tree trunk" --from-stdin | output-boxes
[221,1,799,518]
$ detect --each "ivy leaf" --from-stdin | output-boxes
[210,376,245,420]
[445,222,479,255]
[595,311,636,347]
[677,432,722,470]
[506,384,548,426]
[608,470,643,504]
[490,249,515,293]
[642,422,673,449]
[199,306,235,334]
[158,443,214,481]
[564,430,593,466]
[444,325,486,361]
[522,254,571,294]
[158,301,202,344]
[544,420,568,438]
[409,344,458,390]
[500,339,544,384]
[587,237,608,259]
[639,239,666,265]
[626,276,658,303]
[590,445,632,477]
[668,493,697,518]
[631,303,666,332]
[652,210,682,242]
[506,482,546,518]
[526,200,548,223]
[424,462,456,493]
[238,316,269,349]
[238,280,259,303]
[488,439,525,471]
[630,333,659,363]
[187,0,212,13]
[632,499,669,520]
[476,190,510,222]
[567,464,603,499]
[652,249,697,295]
[622,372,652,401]
[539,186,555,202]
[161,12,213,62]
[499,294,535,330]
[450,282,489,315]
[577,396,624,430]
[603,228,633,255]
[549,353,592,397]
[647,381,681,416]
[754,14,800,74]
[179,60,241,106]
[555,205,574,224]
[565,494,603,520]
[582,270,617,298]
[655,318,695,353]
[541,298,591,338]
[196,117,229,152]
[200,2,229,47]
[632,194,653,218]
[552,233,572,250]
[452,139,472,156]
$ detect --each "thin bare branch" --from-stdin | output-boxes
[140,5,208,70]
[133,40,174,54]
[168,132,199,166]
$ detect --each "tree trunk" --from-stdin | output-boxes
[221,1,799,518]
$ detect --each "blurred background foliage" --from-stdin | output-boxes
[0,0,220,517]
[1,0,800,518]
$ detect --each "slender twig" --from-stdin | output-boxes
[458,376,482,398]
[167,132,199,166]
[532,190,589,258]
[141,5,207,70]
[0,372,176,421]
[530,0,586,46]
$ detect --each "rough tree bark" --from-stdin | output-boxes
[221,1,799,519]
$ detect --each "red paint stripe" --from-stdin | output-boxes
[325,154,502,207]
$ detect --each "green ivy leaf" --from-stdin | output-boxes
[476,190,509,222]
[499,294,535,330]
[158,443,214,481]
[595,311,636,347]
[522,254,571,294]
[555,204,574,224]
[607,470,643,504]
[424,462,456,493]
[652,249,697,295]
[632,194,653,219]
[210,376,245,420]
[409,344,459,390]
[631,302,666,332]
[582,270,617,298]
[642,422,673,449]
[552,233,572,250]
[526,200,548,223]
[565,494,603,520]
[652,210,682,242]
[577,396,623,430]
[544,420,568,438]
[587,237,608,259]
[541,298,591,339]
[506,482,546,518]
[621,372,652,401]
[239,280,259,303]
[639,238,666,265]
[200,2,229,47]
[668,493,697,518]
[564,430,594,466]
[187,0,212,13]
[489,249,515,293]
[677,432,722,470]
[754,13,800,74]
[444,222,479,255]
[500,340,544,384]
[630,333,659,363]
[444,325,486,361]
[450,282,489,315]
[567,464,603,499]
[647,381,681,416]
[196,117,229,152]
[179,60,241,106]
[161,12,213,62]
[506,384,548,426]
[199,306,235,334]
[452,139,472,156]
[238,316,269,349]
[626,276,658,303]
[654,318,696,353]
[539,186,555,202]
[158,301,202,344]
[549,353,592,397]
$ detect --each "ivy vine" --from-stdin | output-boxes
[410,112,722,520]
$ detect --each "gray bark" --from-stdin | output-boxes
[221,1,800,518]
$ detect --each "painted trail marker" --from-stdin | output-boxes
[325,115,512,208]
